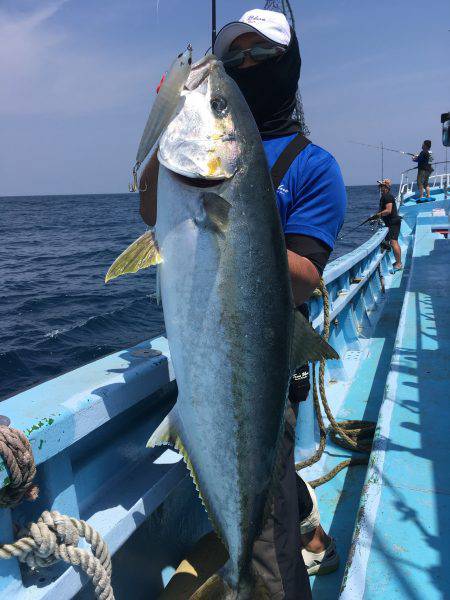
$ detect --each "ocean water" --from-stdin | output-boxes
[0,186,386,402]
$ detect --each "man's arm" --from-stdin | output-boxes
[285,234,331,306]
[287,251,320,306]
[139,151,159,227]
[377,203,393,218]
[282,149,346,306]
[413,150,424,165]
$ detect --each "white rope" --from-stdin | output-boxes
[0,510,114,600]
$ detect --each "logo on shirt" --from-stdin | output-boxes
[292,370,309,381]
[277,184,289,195]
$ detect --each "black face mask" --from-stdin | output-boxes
[225,29,302,139]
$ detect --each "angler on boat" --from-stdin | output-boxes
[371,179,403,272]
[412,139,434,200]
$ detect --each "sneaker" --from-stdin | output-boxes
[301,537,340,576]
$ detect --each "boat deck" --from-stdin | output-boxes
[298,229,410,599]
[340,210,450,599]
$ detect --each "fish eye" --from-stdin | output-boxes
[210,96,228,115]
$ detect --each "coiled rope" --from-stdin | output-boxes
[0,425,38,508]
[296,279,377,488]
[0,425,114,600]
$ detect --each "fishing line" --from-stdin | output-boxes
[348,140,415,156]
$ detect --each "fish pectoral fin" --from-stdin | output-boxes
[202,193,231,234]
[105,229,162,283]
[290,309,339,370]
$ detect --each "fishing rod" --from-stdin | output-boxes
[211,0,217,50]
[348,140,416,157]
[337,215,378,241]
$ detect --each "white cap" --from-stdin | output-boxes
[213,9,291,59]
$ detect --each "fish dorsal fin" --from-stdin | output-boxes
[105,230,162,283]
[290,309,339,371]
[202,193,231,234]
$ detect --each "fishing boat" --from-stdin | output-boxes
[1,0,449,588]
[1,150,448,598]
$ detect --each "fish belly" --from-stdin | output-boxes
[156,166,291,586]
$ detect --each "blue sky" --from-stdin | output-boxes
[0,0,449,196]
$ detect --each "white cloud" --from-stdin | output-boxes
[0,1,152,116]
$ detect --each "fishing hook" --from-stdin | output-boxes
[129,162,147,193]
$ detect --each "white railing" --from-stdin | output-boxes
[398,162,450,202]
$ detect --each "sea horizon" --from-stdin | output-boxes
[0,183,400,200]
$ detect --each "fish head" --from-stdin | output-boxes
[158,55,251,182]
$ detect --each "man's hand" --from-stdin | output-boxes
[368,212,381,221]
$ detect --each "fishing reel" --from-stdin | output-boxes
[370,218,384,231]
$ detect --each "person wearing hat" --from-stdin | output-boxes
[372,179,402,271]
[140,8,346,598]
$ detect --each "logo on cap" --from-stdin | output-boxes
[246,15,266,23]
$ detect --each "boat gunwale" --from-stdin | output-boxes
[0,226,391,491]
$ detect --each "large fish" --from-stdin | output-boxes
[107,55,337,598]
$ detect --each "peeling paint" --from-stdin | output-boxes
[25,417,55,437]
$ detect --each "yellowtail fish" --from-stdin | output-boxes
[107,55,337,598]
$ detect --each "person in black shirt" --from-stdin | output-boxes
[373,179,402,270]
[412,139,433,199]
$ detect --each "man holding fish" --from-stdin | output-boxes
[110,7,346,599]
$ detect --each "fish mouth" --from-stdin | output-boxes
[158,151,234,187]
[168,169,227,189]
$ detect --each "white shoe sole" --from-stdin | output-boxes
[307,554,340,576]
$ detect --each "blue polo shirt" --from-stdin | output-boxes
[263,134,346,249]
